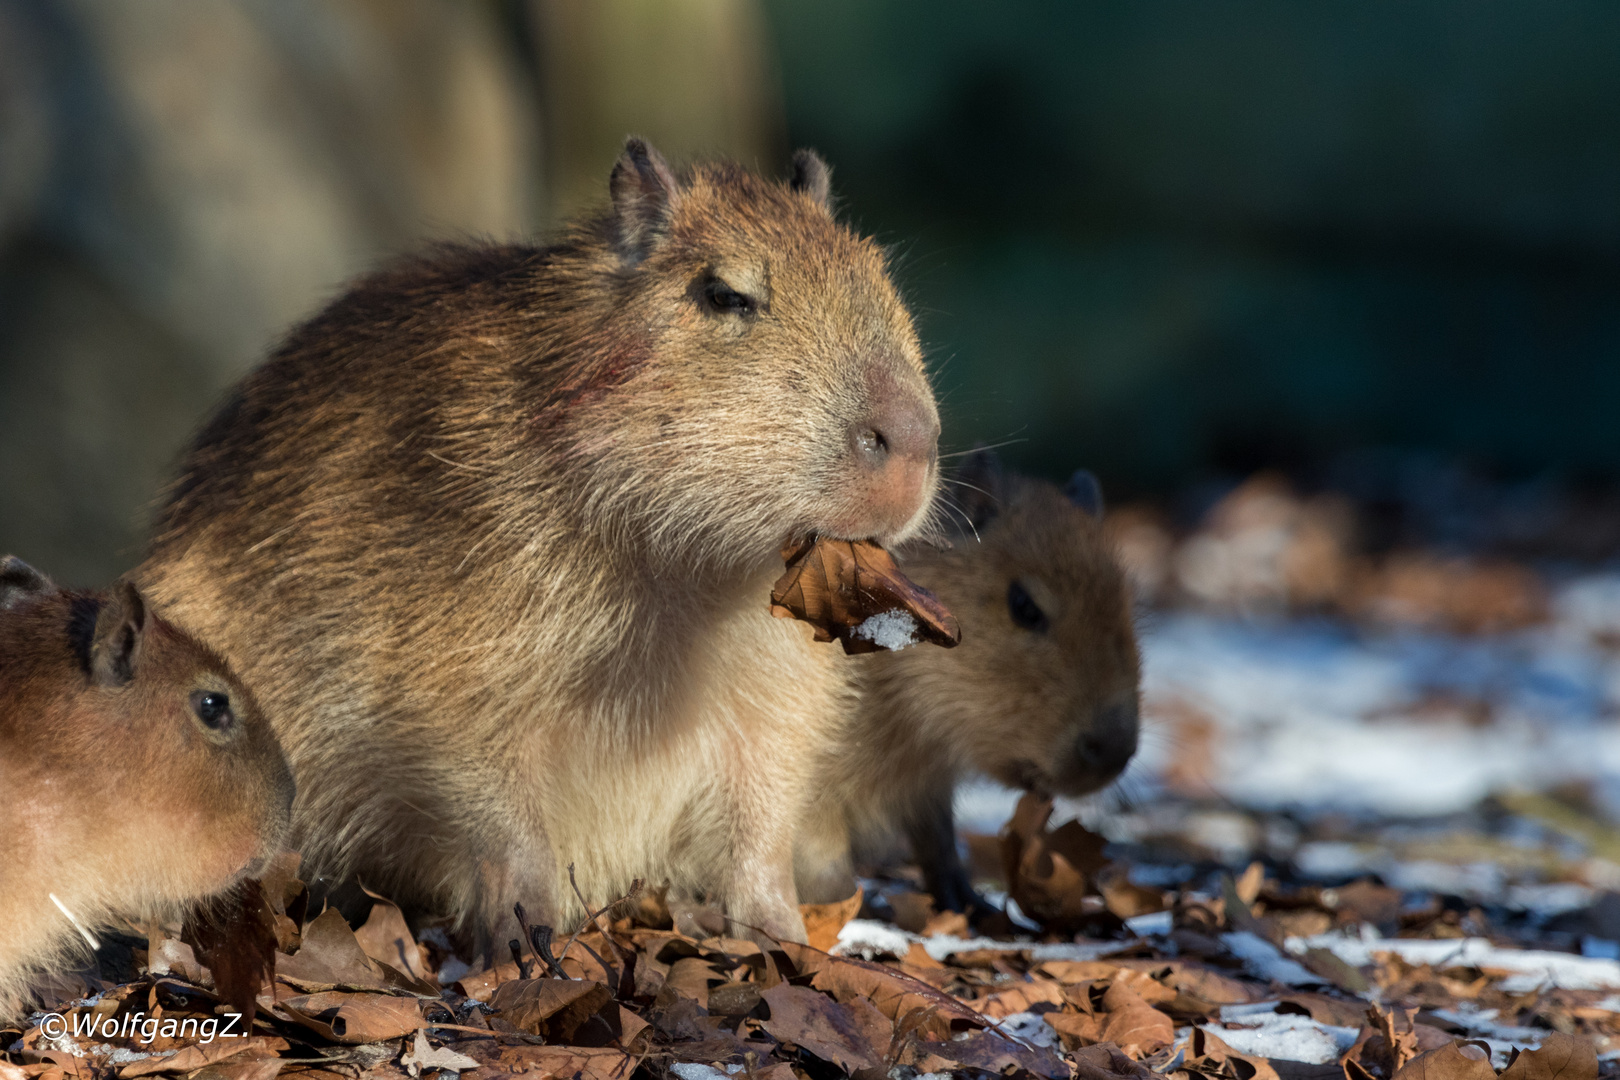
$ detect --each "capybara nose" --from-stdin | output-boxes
[847,365,940,536]
[1077,699,1140,783]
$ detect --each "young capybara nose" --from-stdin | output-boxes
[1064,699,1140,794]
[845,364,940,538]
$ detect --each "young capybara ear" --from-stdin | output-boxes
[609,136,681,264]
[1064,469,1105,518]
[955,448,1009,531]
[789,149,832,211]
[88,579,147,687]
[0,556,52,611]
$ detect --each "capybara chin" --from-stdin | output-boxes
[0,557,294,1020]
[139,139,940,951]
[796,452,1141,913]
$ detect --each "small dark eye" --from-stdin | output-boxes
[190,690,235,731]
[1007,581,1049,633]
[703,279,756,315]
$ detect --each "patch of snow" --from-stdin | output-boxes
[1424,1006,1544,1066]
[1428,1006,1545,1044]
[1126,911,1173,937]
[436,956,474,985]
[1222,931,1323,986]
[1201,1002,1359,1064]
[100,1047,156,1065]
[1138,611,1620,818]
[919,934,1132,964]
[854,610,920,650]
[1385,861,1506,897]
[1505,883,1596,918]
[999,1011,1059,1048]
[1290,931,1620,990]
[670,1065,744,1080]
[833,919,912,959]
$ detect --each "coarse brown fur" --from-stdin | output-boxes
[0,558,293,1020]
[796,455,1140,911]
[137,141,940,951]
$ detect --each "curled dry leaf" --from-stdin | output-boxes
[487,978,613,1041]
[1390,1042,1499,1080]
[799,886,863,953]
[759,983,883,1074]
[180,880,278,1025]
[1001,792,1110,933]
[1496,1034,1599,1080]
[769,537,960,654]
[277,991,423,1045]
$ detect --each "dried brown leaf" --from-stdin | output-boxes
[487,978,613,1041]
[769,538,960,654]
[275,909,418,994]
[1072,1042,1157,1080]
[116,1036,283,1077]
[903,1028,1072,1079]
[1185,1026,1282,1080]
[277,991,423,1044]
[181,881,278,1024]
[1001,793,1110,933]
[800,886,863,953]
[759,983,881,1073]
[1496,1034,1599,1080]
[782,944,988,1029]
[352,892,431,983]
[1391,1042,1498,1080]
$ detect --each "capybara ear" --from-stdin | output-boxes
[789,149,832,211]
[89,579,148,687]
[954,448,1007,532]
[0,556,52,611]
[610,136,681,265]
[1064,469,1104,518]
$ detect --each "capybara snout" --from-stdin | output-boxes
[837,360,941,542]
[1053,696,1141,796]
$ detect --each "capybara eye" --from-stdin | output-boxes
[703,279,756,315]
[1007,580,1049,633]
[190,690,235,731]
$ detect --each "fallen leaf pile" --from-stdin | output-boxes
[6,801,1614,1080]
[769,537,961,654]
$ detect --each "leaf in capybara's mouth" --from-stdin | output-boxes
[769,537,961,654]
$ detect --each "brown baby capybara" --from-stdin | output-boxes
[796,453,1141,912]
[138,139,940,950]
[0,557,294,1019]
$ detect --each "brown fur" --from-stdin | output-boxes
[137,141,940,950]
[0,558,293,1019]
[796,456,1141,910]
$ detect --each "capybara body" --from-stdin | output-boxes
[0,558,293,1018]
[138,141,939,949]
[796,455,1140,912]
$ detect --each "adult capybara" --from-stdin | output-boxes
[139,139,940,949]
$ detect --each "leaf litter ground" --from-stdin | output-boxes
[5,808,1614,1080]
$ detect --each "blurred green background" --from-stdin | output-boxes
[2,0,1618,584]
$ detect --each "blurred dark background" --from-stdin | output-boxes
[3,0,1619,585]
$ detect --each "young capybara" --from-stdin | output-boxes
[137,139,940,949]
[795,453,1141,912]
[0,557,294,1018]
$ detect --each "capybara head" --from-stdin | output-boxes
[0,557,295,903]
[558,139,940,561]
[880,454,1141,796]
